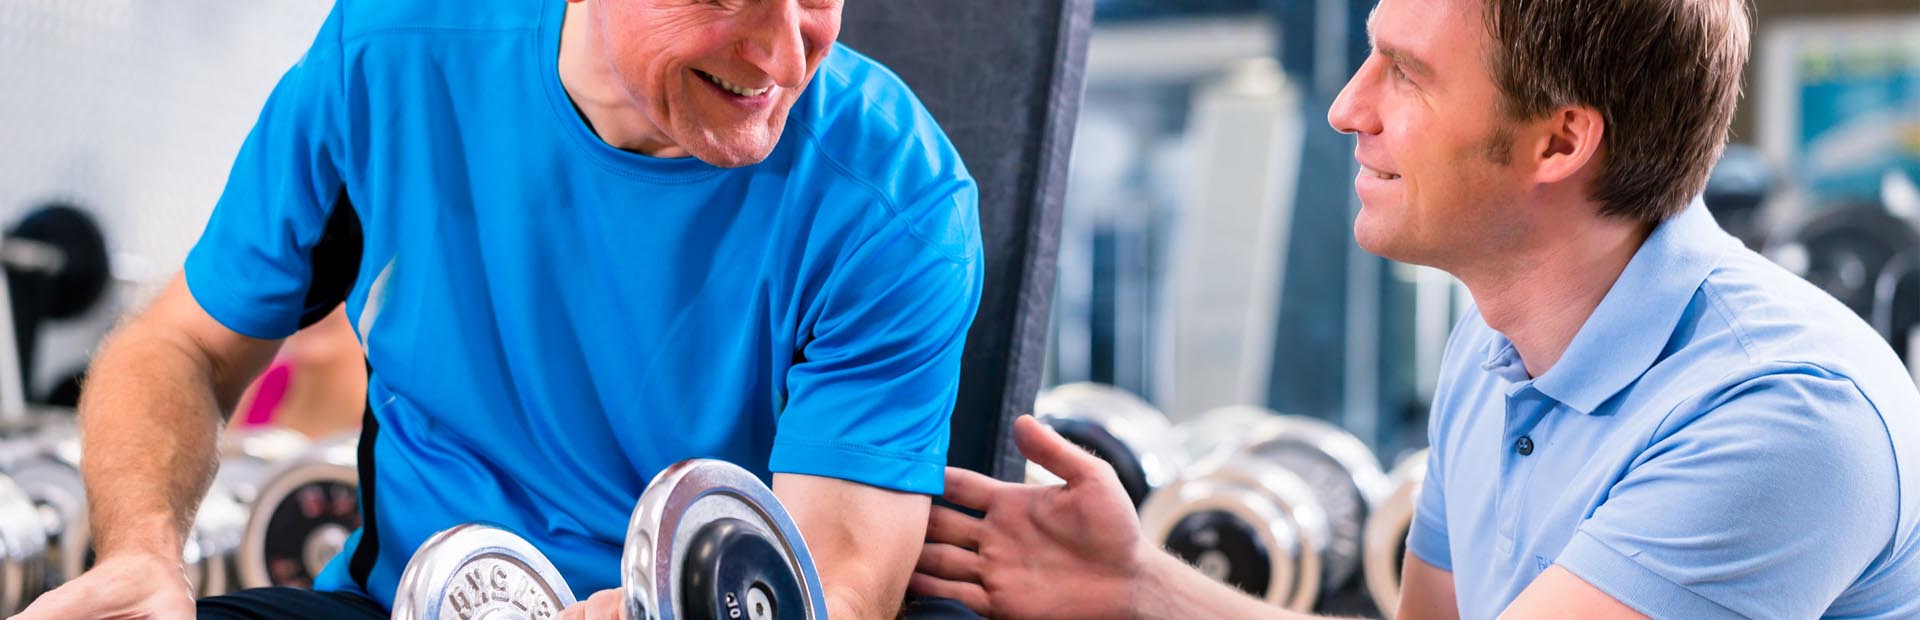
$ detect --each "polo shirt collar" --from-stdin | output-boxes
[1486,199,1731,414]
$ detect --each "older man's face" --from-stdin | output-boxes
[596,0,842,168]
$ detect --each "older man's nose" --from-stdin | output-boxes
[741,1,807,89]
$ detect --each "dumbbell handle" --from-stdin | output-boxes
[0,234,68,424]
[36,502,61,538]
[0,238,66,276]
[0,265,26,425]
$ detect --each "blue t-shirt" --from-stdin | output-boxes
[1412,202,1920,618]
[185,0,982,607]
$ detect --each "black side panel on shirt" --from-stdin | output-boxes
[297,190,362,330]
[347,378,381,591]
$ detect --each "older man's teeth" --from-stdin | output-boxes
[699,71,770,97]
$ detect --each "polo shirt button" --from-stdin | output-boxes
[1516,435,1535,456]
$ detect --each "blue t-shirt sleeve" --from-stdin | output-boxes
[769,185,984,496]
[183,3,349,340]
[1556,368,1896,619]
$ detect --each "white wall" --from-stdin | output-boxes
[0,1,333,390]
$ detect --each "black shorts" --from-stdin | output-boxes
[197,587,981,619]
[196,588,385,620]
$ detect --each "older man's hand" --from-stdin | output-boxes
[556,588,625,620]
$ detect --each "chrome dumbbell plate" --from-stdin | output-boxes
[1027,382,1185,508]
[239,435,359,589]
[1141,459,1329,611]
[1233,415,1391,593]
[1364,449,1427,620]
[623,459,826,620]
[393,523,576,620]
[0,474,48,614]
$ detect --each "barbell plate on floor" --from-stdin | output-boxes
[238,436,359,589]
[1363,449,1427,620]
[1140,460,1328,611]
[392,523,576,620]
[1232,415,1391,595]
[0,473,49,615]
[1027,382,1185,507]
[623,459,826,620]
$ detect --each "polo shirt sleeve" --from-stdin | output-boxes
[769,183,984,496]
[1408,309,1487,573]
[183,3,350,340]
[1407,445,1452,571]
[1556,366,1897,619]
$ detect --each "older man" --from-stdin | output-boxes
[912,0,1920,618]
[17,0,980,618]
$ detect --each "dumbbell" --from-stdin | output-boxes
[1363,449,1426,620]
[193,427,311,596]
[1140,413,1390,611]
[624,458,826,620]
[1169,405,1284,470]
[0,412,93,618]
[2,431,88,598]
[0,471,50,614]
[1025,383,1186,508]
[392,523,575,620]
[393,459,826,620]
[0,424,238,602]
[238,430,360,589]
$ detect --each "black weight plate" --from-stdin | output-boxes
[261,480,359,588]
[682,518,805,620]
[1042,416,1152,507]
[1874,251,1920,362]
[9,204,109,320]
[1163,509,1272,599]
[1769,203,1920,318]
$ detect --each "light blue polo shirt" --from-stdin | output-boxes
[1410,201,1920,618]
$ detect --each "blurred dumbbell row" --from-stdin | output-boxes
[0,411,362,615]
[1025,382,1427,618]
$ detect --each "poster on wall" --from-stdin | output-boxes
[1760,17,1920,206]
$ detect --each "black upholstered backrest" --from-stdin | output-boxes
[838,1,1094,481]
